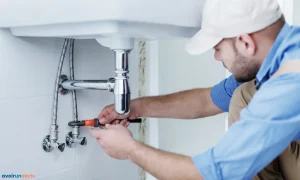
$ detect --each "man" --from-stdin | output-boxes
[90,0,300,179]
[230,79,300,180]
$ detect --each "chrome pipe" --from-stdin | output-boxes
[113,50,131,114]
[61,79,115,91]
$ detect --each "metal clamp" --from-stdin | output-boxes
[59,75,69,95]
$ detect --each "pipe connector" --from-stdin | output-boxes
[42,125,65,152]
[50,124,59,142]
[65,131,87,148]
[42,135,65,152]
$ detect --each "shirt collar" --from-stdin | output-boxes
[255,23,291,88]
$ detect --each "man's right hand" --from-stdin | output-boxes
[98,100,141,126]
[97,87,221,125]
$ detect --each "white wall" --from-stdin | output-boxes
[277,0,293,25]
[0,29,140,180]
[157,39,226,156]
[293,0,300,25]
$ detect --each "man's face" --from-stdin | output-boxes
[214,38,259,82]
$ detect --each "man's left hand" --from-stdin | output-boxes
[90,123,137,160]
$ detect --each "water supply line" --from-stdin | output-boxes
[42,39,70,152]
[69,39,78,123]
[65,39,87,147]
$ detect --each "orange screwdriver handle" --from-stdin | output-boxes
[68,118,142,128]
[82,118,100,127]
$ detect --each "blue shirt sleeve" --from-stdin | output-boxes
[193,73,300,180]
[211,75,243,112]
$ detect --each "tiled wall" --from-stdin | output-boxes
[0,29,140,180]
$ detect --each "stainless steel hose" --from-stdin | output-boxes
[52,39,69,125]
[69,39,79,123]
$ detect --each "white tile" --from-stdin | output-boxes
[0,57,8,100]
[0,30,11,100]
[74,40,114,79]
[0,35,141,180]
[3,36,70,99]
[35,168,77,180]
[0,97,76,176]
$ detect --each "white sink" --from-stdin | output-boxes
[0,0,205,49]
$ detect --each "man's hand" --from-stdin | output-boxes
[90,121,203,180]
[98,100,141,125]
[90,123,138,160]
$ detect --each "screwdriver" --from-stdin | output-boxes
[68,118,142,128]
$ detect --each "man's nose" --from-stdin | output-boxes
[214,52,221,61]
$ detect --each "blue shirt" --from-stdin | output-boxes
[211,75,242,112]
[193,23,300,179]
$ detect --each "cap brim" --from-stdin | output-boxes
[186,30,223,55]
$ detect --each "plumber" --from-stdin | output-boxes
[90,0,300,179]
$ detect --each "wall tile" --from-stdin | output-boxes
[0,33,140,180]
[0,96,76,176]
[35,168,77,180]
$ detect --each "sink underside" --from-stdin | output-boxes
[0,0,205,40]
[9,20,200,40]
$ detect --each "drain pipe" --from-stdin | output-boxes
[59,49,131,115]
[113,50,131,114]
[58,37,134,115]
[42,39,69,152]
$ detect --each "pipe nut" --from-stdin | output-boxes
[42,135,54,152]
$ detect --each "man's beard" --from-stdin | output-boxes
[233,64,258,82]
[232,45,259,83]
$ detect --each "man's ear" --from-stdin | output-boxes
[235,34,256,57]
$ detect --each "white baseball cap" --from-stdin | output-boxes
[186,0,283,55]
